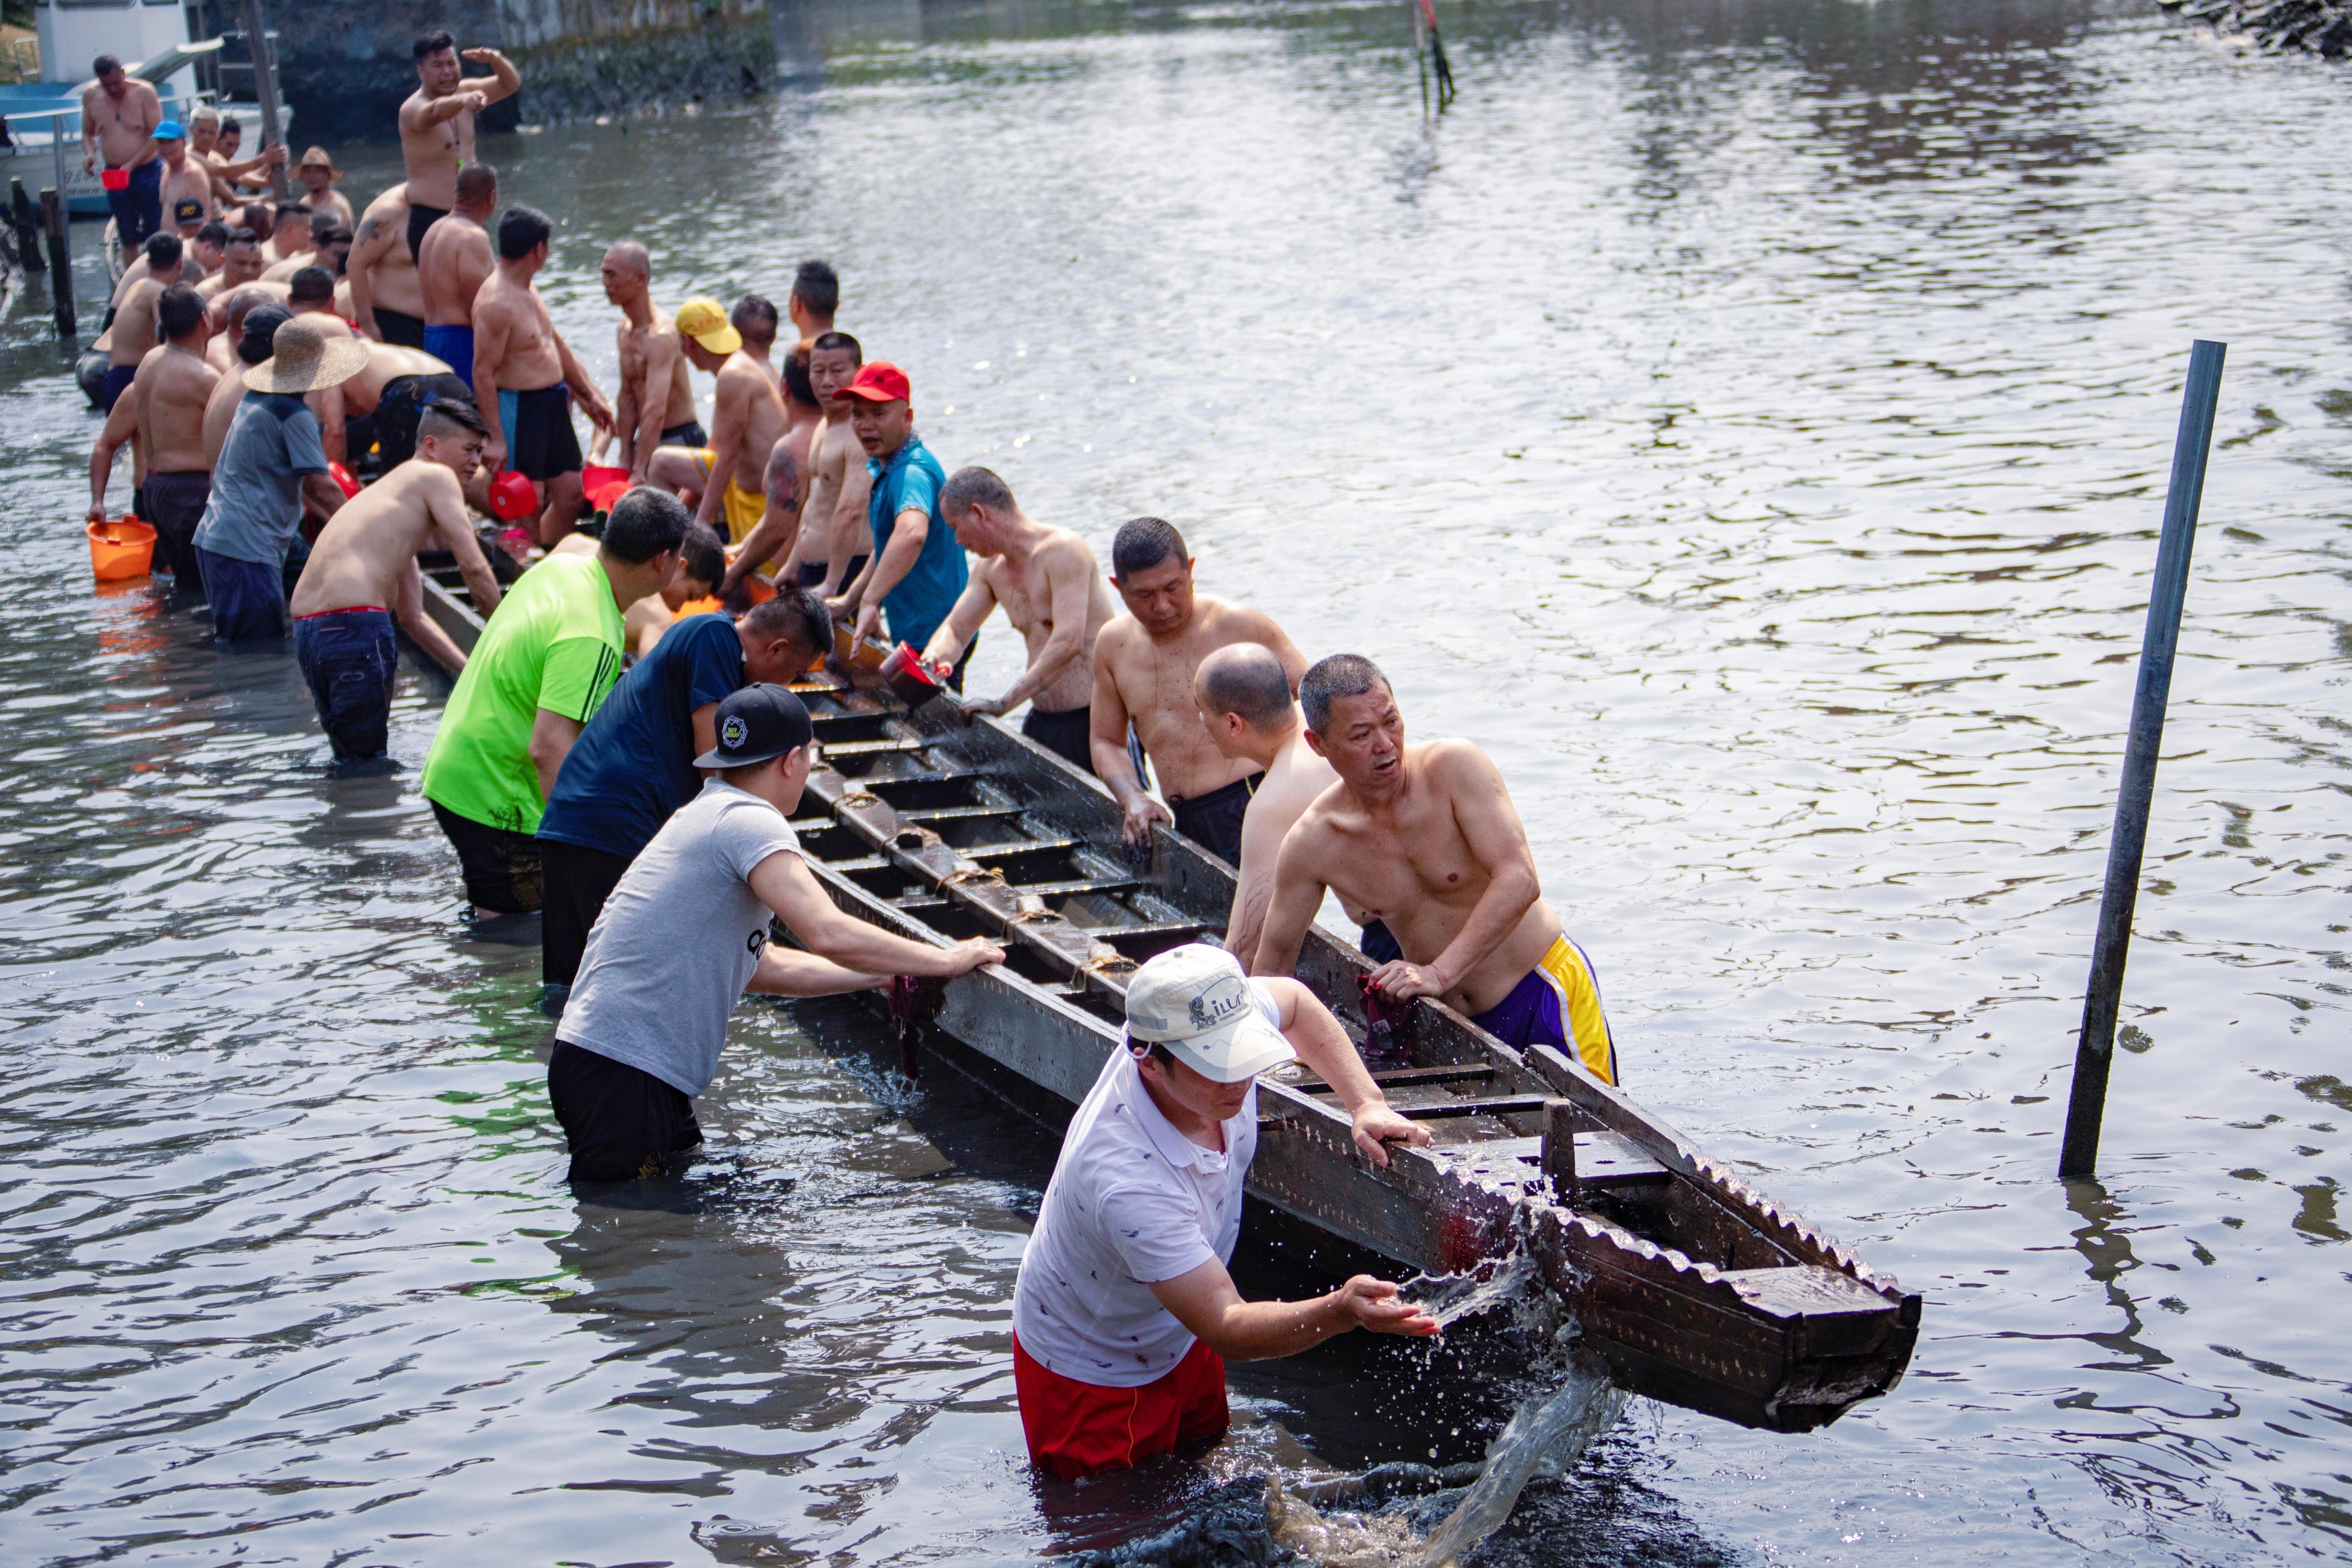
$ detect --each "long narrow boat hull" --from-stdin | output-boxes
[412,569,1919,1433]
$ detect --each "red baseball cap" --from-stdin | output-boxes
[843,361,911,403]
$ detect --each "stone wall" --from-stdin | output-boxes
[224,0,775,143]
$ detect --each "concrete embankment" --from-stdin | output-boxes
[2153,0,2351,55]
[266,0,776,141]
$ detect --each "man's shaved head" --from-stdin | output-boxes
[455,162,499,208]
[1196,644,1294,731]
[603,240,649,278]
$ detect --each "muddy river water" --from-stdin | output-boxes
[3,0,2348,1561]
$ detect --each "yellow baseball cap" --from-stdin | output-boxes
[675,297,741,354]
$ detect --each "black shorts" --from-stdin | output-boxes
[1169,773,1260,866]
[549,1040,703,1184]
[1359,919,1402,965]
[540,838,634,989]
[375,371,474,470]
[374,306,428,350]
[660,418,708,448]
[1021,703,1094,773]
[430,799,543,913]
[795,554,866,592]
[406,201,449,263]
[502,383,583,483]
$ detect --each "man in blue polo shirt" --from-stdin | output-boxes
[830,360,973,684]
[192,313,364,641]
[536,575,835,994]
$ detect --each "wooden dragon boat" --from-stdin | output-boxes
[411,561,1920,1434]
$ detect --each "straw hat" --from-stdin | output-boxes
[243,315,370,394]
[297,145,341,179]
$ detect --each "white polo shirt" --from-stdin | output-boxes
[1010,984,1280,1388]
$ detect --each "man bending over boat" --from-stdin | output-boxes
[919,467,1116,773]
[289,398,505,763]
[537,577,836,995]
[1012,944,1432,1477]
[1250,655,1620,1086]
[550,685,1003,1184]
[1089,518,1307,864]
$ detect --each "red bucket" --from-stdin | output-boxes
[582,463,630,513]
[328,461,361,499]
[877,642,944,708]
[487,469,539,522]
[100,166,130,192]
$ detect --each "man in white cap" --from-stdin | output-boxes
[1010,945,1435,1478]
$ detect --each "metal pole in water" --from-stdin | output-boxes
[239,0,293,204]
[2057,339,2226,1179]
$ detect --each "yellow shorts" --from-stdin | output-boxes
[1471,934,1620,1086]
[687,449,766,545]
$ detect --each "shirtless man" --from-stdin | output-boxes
[195,228,266,312]
[291,399,504,761]
[1191,644,1351,970]
[193,114,283,209]
[155,123,214,225]
[205,303,288,469]
[184,220,228,283]
[81,55,162,249]
[348,184,429,348]
[264,201,313,267]
[417,163,498,387]
[1250,655,1620,1087]
[207,286,273,376]
[262,209,341,280]
[340,340,469,477]
[294,147,355,231]
[88,284,217,591]
[919,467,1116,773]
[601,241,704,478]
[788,259,838,341]
[648,296,785,548]
[473,203,613,544]
[712,342,822,593]
[101,234,184,414]
[1088,517,1307,864]
[398,31,519,263]
[743,329,869,594]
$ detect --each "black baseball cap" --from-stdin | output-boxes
[696,683,814,769]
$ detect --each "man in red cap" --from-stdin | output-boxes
[828,361,973,677]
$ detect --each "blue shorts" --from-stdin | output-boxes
[293,607,397,761]
[422,325,475,389]
[196,547,289,642]
[99,363,138,414]
[105,160,162,249]
[1469,936,1619,1086]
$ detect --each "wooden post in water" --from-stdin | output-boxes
[10,178,43,274]
[40,187,75,337]
[2057,339,2226,1179]
[239,0,293,204]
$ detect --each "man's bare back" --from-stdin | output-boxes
[291,456,502,677]
[713,350,786,496]
[1227,725,1340,966]
[138,342,219,475]
[346,342,453,415]
[111,277,171,369]
[348,185,426,334]
[419,214,492,326]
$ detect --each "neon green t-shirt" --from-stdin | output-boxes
[422,553,626,835]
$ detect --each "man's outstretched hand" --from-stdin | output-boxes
[1333,1276,1439,1337]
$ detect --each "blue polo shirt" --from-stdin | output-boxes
[192,391,329,566]
[537,614,745,860]
[865,434,968,652]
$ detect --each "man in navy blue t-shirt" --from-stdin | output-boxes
[537,581,834,992]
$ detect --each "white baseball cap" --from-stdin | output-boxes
[1124,944,1295,1085]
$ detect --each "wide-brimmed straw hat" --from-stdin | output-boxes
[297,145,341,178]
[243,315,369,394]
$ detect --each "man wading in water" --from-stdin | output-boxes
[550,685,1004,1184]
[1088,517,1307,865]
[1011,944,1432,1477]
[1251,655,1620,1085]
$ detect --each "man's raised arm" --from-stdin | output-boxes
[459,48,522,104]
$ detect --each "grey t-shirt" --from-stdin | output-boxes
[192,390,329,566]
[559,780,803,1097]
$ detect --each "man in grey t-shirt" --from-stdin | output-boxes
[551,684,1005,1184]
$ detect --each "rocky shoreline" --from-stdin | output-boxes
[2153,0,2352,56]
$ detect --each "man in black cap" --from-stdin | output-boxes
[548,684,1006,1184]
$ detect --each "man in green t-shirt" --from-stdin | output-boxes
[423,487,689,920]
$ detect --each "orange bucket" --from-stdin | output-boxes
[88,517,157,582]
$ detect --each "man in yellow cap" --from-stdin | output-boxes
[295,145,354,230]
[646,297,786,552]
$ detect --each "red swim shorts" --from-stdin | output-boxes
[1012,1332,1229,1479]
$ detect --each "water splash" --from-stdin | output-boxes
[1410,1348,1625,1568]
[1402,1248,1541,1332]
